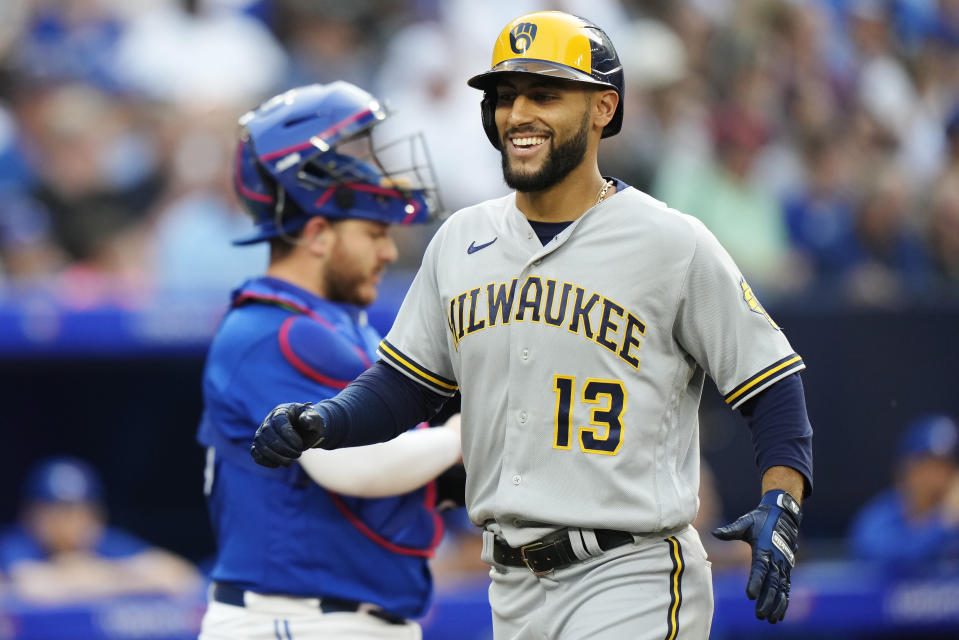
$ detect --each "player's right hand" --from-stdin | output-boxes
[251,402,326,468]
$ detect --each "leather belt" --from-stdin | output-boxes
[211,582,407,625]
[493,529,635,575]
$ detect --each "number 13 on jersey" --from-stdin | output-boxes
[552,375,626,455]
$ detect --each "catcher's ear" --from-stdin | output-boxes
[302,216,332,255]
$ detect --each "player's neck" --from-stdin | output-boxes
[266,259,326,299]
[515,164,609,223]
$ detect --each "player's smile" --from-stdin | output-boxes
[495,75,593,192]
[508,134,549,160]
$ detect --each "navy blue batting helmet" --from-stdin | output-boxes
[233,81,440,245]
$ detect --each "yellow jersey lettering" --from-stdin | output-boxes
[487,279,518,326]
[466,287,486,334]
[544,279,572,327]
[447,297,460,349]
[448,278,645,373]
[568,286,599,339]
[514,276,543,322]
[618,312,646,369]
[456,291,467,340]
[595,297,625,353]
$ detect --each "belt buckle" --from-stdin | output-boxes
[520,541,552,576]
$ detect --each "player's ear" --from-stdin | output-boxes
[591,89,619,132]
[302,216,333,256]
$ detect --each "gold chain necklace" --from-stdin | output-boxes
[595,179,613,205]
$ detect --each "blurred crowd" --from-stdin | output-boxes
[1,0,959,308]
[6,413,957,607]
[0,456,202,603]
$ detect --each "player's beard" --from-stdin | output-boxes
[322,248,381,307]
[501,111,589,193]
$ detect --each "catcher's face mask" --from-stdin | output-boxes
[233,81,442,245]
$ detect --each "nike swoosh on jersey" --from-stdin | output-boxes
[467,237,498,254]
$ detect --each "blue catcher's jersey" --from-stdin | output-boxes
[197,277,442,618]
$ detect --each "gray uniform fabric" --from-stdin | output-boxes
[481,525,713,640]
[377,186,804,638]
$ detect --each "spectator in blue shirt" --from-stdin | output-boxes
[849,414,959,565]
[0,456,201,603]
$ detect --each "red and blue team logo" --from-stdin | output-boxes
[510,22,537,54]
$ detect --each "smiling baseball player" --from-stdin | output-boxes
[250,11,814,639]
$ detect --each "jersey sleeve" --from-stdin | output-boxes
[673,217,805,409]
[379,231,458,397]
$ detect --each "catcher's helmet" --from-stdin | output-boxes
[233,81,440,245]
[467,11,624,149]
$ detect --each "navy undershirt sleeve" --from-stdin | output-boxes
[738,373,814,497]
[312,360,450,449]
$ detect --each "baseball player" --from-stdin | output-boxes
[250,12,814,640]
[197,81,464,640]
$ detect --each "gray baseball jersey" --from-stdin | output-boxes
[378,185,804,547]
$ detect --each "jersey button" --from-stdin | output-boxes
[533,259,541,266]
[519,411,528,423]
[521,349,529,360]
[512,475,521,485]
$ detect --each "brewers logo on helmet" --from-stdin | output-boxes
[467,11,625,149]
[232,81,441,245]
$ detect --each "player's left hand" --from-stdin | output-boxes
[712,490,802,624]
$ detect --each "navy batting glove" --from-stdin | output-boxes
[251,402,327,468]
[712,490,802,624]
